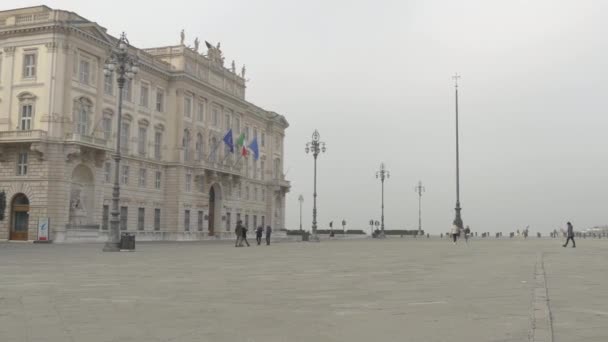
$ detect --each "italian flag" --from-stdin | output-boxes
[236,133,248,157]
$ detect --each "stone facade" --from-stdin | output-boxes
[0,6,290,242]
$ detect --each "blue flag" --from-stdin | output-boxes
[223,129,234,153]
[248,137,259,160]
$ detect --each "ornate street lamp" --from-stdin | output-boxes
[102,32,139,252]
[375,163,390,238]
[305,129,326,242]
[452,74,464,231]
[414,181,425,236]
[298,194,304,232]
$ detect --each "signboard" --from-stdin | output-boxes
[37,217,49,241]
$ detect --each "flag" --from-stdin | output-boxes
[236,133,246,147]
[248,137,259,160]
[241,145,248,157]
[223,129,234,153]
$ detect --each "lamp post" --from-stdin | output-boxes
[452,74,464,231]
[375,163,390,238]
[414,181,425,236]
[102,32,139,252]
[305,129,326,241]
[298,194,304,232]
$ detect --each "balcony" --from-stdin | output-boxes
[65,133,107,149]
[271,174,291,191]
[0,130,48,142]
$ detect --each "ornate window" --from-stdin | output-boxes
[140,84,149,107]
[138,208,145,231]
[212,107,219,127]
[102,109,113,141]
[235,117,241,134]
[154,209,161,231]
[185,173,192,192]
[155,171,162,189]
[197,101,205,121]
[122,79,132,102]
[120,207,128,230]
[225,113,231,130]
[196,133,204,161]
[139,168,147,187]
[184,97,192,118]
[156,88,164,112]
[73,97,92,135]
[23,52,37,78]
[18,92,36,130]
[154,131,162,160]
[104,162,111,182]
[121,165,129,185]
[17,152,28,176]
[260,160,265,181]
[104,74,113,95]
[274,158,281,179]
[79,58,90,84]
[209,136,218,162]
[183,129,191,162]
[120,120,131,153]
[138,126,147,156]
[184,210,191,231]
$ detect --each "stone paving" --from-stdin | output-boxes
[0,238,605,342]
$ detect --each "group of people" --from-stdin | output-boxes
[447,221,577,248]
[450,224,471,244]
[234,220,272,247]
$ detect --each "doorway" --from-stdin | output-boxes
[10,194,30,240]
[208,187,215,236]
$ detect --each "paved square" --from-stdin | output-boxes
[0,238,605,341]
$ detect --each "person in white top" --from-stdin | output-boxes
[451,223,459,245]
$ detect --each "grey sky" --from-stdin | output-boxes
[6,0,607,234]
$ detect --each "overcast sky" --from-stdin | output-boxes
[5,0,607,234]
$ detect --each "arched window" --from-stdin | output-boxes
[17,92,36,131]
[196,133,204,161]
[183,129,191,162]
[73,97,93,135]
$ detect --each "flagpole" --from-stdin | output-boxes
[207,138,221,162]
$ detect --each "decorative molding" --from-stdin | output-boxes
[45,41,58,52]
[65,145,82,163]
[30,142,46,161]
[3,46,16,56]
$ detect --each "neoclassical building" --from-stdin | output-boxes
[0,6,290,242]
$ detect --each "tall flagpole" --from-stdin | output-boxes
[452,73,464,230]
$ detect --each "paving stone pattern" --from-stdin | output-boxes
[0,238,605,342]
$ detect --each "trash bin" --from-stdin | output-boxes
[120,233,135,250]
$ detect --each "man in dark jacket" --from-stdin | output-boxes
[265,225,272,245]
[240,224,250,247]
[235,220,243,247]
[256,226,264,245]
[563,222,576,248]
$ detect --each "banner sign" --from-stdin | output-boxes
[37,217,49,241]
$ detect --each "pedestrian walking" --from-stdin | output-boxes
[265,225,272,245]
[241,224,250,247]
[464,225,471,244]
[234,220,243,247]
[256,225,264,245]
[451,223,459,245]
[563,222,576,248]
